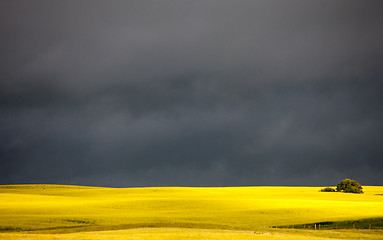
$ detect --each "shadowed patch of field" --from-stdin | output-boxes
[275,217,383,230]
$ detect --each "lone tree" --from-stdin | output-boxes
[336,179,363,193]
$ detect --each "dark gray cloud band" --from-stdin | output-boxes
[1,0,383,186]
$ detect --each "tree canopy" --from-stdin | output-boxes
[336,179,363,194]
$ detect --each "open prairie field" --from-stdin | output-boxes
[0,185,382,239]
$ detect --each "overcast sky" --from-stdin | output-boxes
[1,0,383,187]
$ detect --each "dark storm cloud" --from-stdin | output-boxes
[1,0,383,186]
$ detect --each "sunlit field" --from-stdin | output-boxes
[0,185,382,239]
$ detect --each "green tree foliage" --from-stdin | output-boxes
[320,187,335,192]
[336,179,363,194]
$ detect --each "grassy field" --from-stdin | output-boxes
[0,185,382,239]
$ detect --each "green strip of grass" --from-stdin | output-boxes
[0,222,247,234]
[275,217,383,230]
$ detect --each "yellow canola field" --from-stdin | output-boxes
[0,185,382,239]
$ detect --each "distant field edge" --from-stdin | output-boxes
[0,184,382,189]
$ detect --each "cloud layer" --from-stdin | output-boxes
[1,0,383,186]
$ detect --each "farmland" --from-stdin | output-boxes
[0,185,382,239]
